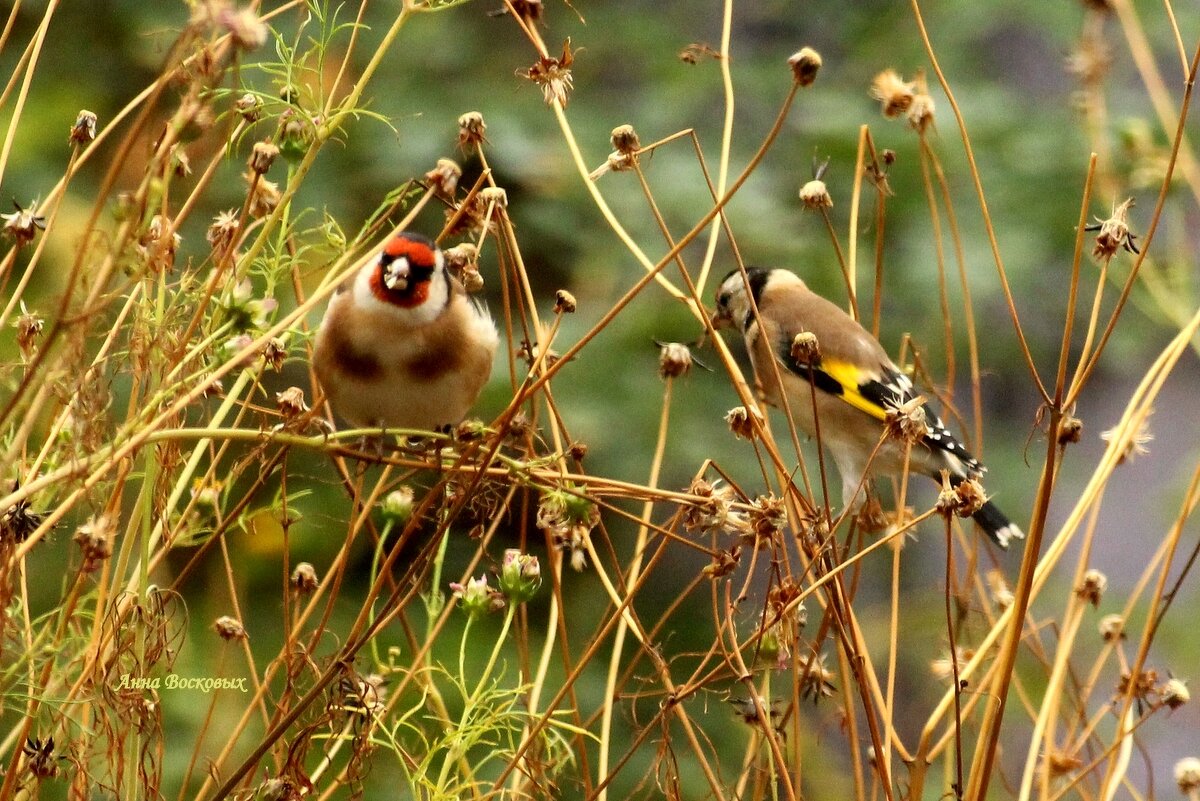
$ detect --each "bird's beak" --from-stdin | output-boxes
[383,258,410,291]
[710,307,730,330]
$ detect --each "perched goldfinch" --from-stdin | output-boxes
[713,267,1023,549]
[314,231,498,431]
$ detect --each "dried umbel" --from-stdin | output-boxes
[684,478,749,538]
[15,306,44,361]
[1162,678,1190,710]
[1176,757,1200,794]
[207,209,241,253]
[1100,411,1153,464]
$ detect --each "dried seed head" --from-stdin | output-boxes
[380,486,415,527]
[1058,414,1083,444]
[1089,197,1139,259]
[234,92,262,121]
[658,342,693,378]
[907,93,936,132]
[798,179,833,210]
[684,478,750,538]
[703,546,741,578]
[290,562,318,593]
[788,47,822,86]
[74,514,115,571]
[480,186,508,207]
[748,494,787,546]
[554,289,577,314]
[1045,753,1083,779]
[884,395,930,444]
[797,652,837,700]
[207,209,240,253]
[15,306,44,360]
[275,386,308,420]
[22,736,58,778]
[248,140,279,174]
[262,337,286,372]
[522,39,575,107]
[790,331,821,365]
[138,214,182,273]
[937,475,987,519]
[457,111,488,148]
[220,6,268,50]
[870,69,916,118]
[931,647,974,682]
[69,109,98,146]
[1100,410,1153,464]
[443,241,478,272]
[1161,678,1189,710]
[424,158,462,199]
[1,201,46,248]
[246,174,280,218]
[568,441,588,460]
[610,124,640,155]
[1099,613,1125,641]
[680,42,719,64]
[1076,568,1107,607]
[986,569,1015,610]
[1175,757,1200,793]
[214,615,247,641]
[725,405,763,440]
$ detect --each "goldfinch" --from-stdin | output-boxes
[712,267,1023,549]
[314,231,498,431]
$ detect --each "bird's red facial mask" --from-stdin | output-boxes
[370,235,438,308]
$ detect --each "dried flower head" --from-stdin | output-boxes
[725,405,763,440]
[1161,678,1190,710]
[1076,568,1107,607]
[679,42,719,64]
[138,214,181,273]
[936,474,987,519]
[1100,411,1153,464]
[685,478,750,538]
[790,331,821,365]
[870,69,916,118]
[931,647,975,683]
[275,386,308,421]
[798,651,837,701]
[884,394,930,444]
[1058,414,1083,445]
[703,546,741,578]
[610,124,640,155]
[246,174,281,218]
[799,179,833,210]
[658,342,693,379]
[986,569,1015,610]
[69,109,98,146]
[207,209,241,253]
[481,186,508,208]
[2,201,46,248]
[788,47,822,87]
[907,92,936,132]
[74,514,114,572]
[214,616,247,641]
[15,305,44,361]
[290,562,318,593]
[1087,197,1139,259]
[554,289,577,314]
[234,92,262,121]
[1175,757,1200,793]
[248,140,279,174]
[457,111,488,148]
[22,736,58,779]
[1099,613,1125,641]
[747,494,787,546]
[219,6,268,50]
[1045,752,1083,780]
[425,158,462,198]
[522,39,575,107]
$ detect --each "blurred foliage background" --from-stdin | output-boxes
[2,0,1198,797]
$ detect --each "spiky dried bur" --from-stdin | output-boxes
[797,652,836,701]
[1087,197,1139,259]
[788,47,822,86]
[522,39,575,107]
[2,201,45,248]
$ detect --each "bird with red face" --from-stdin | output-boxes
[314,231,498,431]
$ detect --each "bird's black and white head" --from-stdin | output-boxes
[359,231,450,324]
[713,267,781,330]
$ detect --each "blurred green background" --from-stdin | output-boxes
[2,0,1198,797]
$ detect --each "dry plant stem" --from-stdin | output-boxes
[1096,464,1200,799]
[819,207,857,319]
[1055,155,1098,403]
[693,0,736,295]
[916,134,955,387]
[846,125,869,319]
[908,0,1049,404]
[1067,37,1200,407]
[596,378,673,801]
[0,0,57,187]
[1160,0,1189,77]
[1110,0,1200,203]
[921,138,983,447]
[0,2,20,59]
